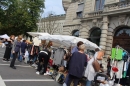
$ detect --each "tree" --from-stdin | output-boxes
[0,0,9,29]
[38,12,60,35]
[0,0,45,36]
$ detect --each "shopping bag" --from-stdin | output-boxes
[24,51,29,57]
[92,58,100,72]
[24,56,29,64]
[24,51,29,63]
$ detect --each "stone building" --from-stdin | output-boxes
[62,0,130,58]
[37,14,66,35]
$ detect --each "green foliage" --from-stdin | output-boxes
[0,0,44,36]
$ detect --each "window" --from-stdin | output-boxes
[72,0,78,2]
[76,3,84,18]
[115,28,130,36]
[77,12,83,18]
[89,28,101,46]
[95,0,105,11]
[72,30,79,37]
[120,0,125,1]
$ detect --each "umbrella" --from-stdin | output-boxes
[0,34,10,39]
[27,32,50,37]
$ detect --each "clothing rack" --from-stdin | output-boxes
[113,45,130,85]
[116,45,129,55]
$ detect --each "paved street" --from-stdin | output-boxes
[0,47,61,86]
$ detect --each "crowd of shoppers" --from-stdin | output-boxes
[2,35,108,86]
[2,35,52,72]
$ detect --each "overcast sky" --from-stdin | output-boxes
[42,0,65,17]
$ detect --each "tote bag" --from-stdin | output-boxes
[92,58,100,72]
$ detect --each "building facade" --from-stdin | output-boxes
[37,14,66,35]
[62,0,130,56]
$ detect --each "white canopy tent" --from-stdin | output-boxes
[0,34,10,39]
[39,35,100,50]
[27,32,50,37]
[27,32,67,47]
[27,32,100,50]
[61,35,100,50]
[27,32,51,46]
[39,35,71,47]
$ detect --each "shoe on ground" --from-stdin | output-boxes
[46,72,51,75]
[7,59,10,62]
[35,67,37,70]
[32,63,35,67]
[44,73,48,75]
[36,71,40,75]
[3,58,5,60]
[32,63,37,67]
[48,72,52,75]
[2,59,7,62]
[10,66,16,69]
[34,65,38,68]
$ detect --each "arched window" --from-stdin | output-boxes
[113,26,130,53]
[114,28,130,36]
[89,28,101,46]
[112,26,130,52]
[72,30,79,37]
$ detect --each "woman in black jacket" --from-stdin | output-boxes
[3,35,15,62]
[36,46,51,75]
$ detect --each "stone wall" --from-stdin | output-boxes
[64,2,79,25]
[37,15,66,35]
[105,0,119,5]
[83,0,94,17]
[63,25,81,35]
[62,0,72,11]
[52,20,65,35]
[62,0,130,68]
[80,19,103,38]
